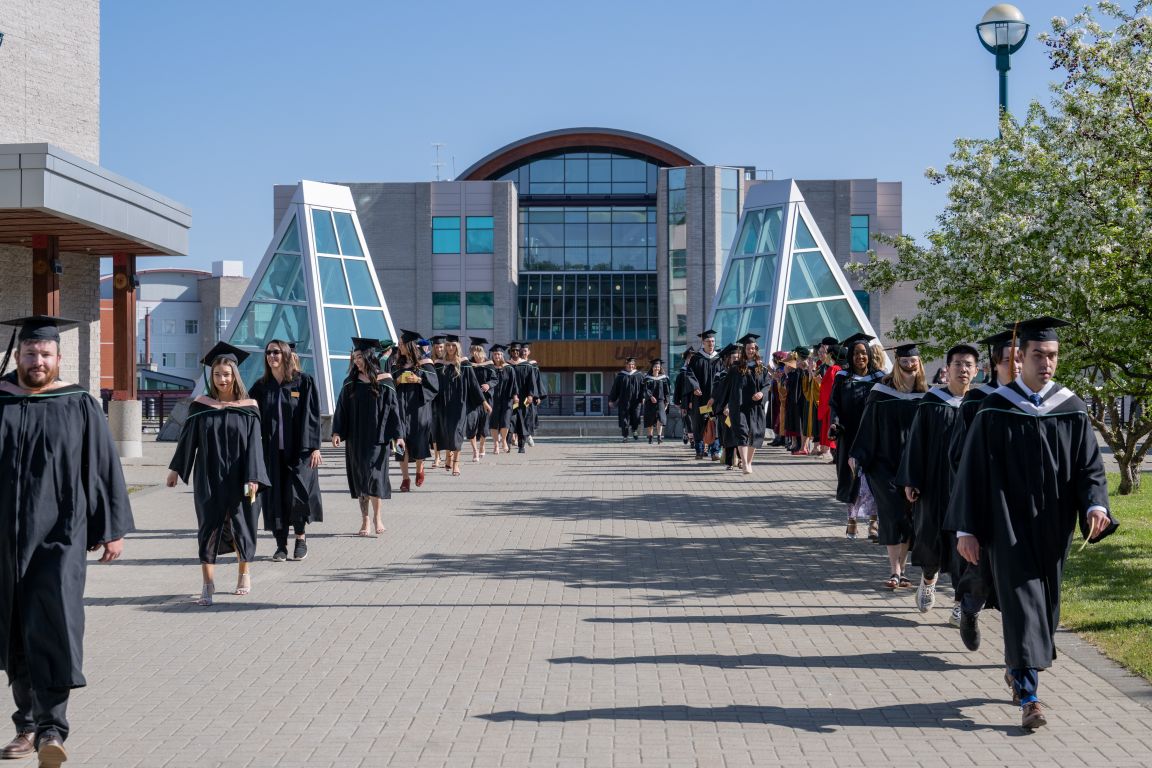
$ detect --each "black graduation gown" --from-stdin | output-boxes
[683,352,723,438]
[947,382,999,472]
[0,382,134,690]
[609,370,644,430]
[249,373,324,530]
[642,374,670,427]
[332,376,405,499]
[467,361,497,439]
[849,384,924,545]
[828,370,883,503]
[509,361,538,436]
[488,365,516,430]
[784,368,807,436]
[435,362,485,451]
[394,361,439,460]
[898,386,963,575]
[714,364,772,447]
[169,400,270,564]
[946,381,1116,670]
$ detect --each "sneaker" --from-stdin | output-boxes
[272,547,288,562]
[518,445,526,454]
[960,611,981,651]
[527,435,535,446]
[710,453,720,461]
[949,603,962,627]
[915,579,936,612]
[1021,700,1047,730]
[293,539,308,561]
[633,433,639,441]
[622,436,629,443]
[845,519,858,539]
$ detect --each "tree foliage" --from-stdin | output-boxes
[851,1,1152,493]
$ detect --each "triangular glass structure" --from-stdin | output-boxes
[709,179,876,353]
[222,181,397,416]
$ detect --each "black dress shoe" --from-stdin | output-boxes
[0,732,34,759]
[959,610,980,651]
[36,736,67,768]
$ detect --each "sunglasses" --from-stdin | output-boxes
[265,349,283,356]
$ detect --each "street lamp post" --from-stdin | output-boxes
[976,4,1029,122]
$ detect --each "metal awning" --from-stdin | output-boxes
[0,143,190,256]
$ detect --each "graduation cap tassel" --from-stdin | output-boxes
[1008,322,1019,384]
[0,327,16,377]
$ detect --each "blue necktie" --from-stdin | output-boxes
[1028,393,1042,407]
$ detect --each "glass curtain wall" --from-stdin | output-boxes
[501,151,661,340]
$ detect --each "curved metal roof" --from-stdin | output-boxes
[458,128,702,181]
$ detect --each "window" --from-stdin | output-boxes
[520,206,656,272]
[185,319,198,335]
[466,217,494,254]
[161,319,176,335]
[517,273,657,340]
[184,352,198,369]
[161,352,176,367]
[432,217,460,254]
[497,151,661,196]
[466,292,494,328]
[433,292,461,329]
[854,289,872,317]
[851,214,870,252]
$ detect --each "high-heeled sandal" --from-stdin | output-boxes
[235,573,251,596]
[400,478,411,492]
[415,468,425,487]
[197,581,215,606]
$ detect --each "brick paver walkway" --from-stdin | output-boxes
[59,438,1152,767]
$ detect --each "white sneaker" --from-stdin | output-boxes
[527,436,535,446]
[949,603,962,627]
[916,579,937,613]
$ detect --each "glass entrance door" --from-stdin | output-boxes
[574,372,603,416]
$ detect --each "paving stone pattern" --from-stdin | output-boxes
[63,438,1152,767]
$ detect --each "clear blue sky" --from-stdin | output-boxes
[100,0,1094,274]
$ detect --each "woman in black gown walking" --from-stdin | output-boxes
[392,331,439,491]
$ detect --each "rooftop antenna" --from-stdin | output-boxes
[432,143,446,181]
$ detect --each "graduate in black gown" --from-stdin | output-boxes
[167,342,270,606]
[466,338,496,461]
[948,318,1116,730]
[392,331,440,491]
[828,333,884,539]
[428,335,448,468]
[520,341,544,447]
[710,344,740,468]
[609,357,645,441]
[249,339,323,563]
[487,345,516,454]
[784,346,813,454]
[946,330,1019,650]
[506,342,539,452]
[0,316,133,764]
[332,338,406,535]
[898,343,979,619]
[673,347,696,446]
[849,343,926,590]
[715,334,773,474]
[683,330,724,459]
[434,336,487,477]
[642,359,671,444]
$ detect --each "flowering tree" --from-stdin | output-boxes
[852,1,1152,493]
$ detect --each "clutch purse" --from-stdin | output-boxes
[395,371,421,385]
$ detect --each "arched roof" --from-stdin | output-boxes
[459,128,702,181]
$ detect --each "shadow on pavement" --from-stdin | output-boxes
[584,612,922,629]
[477,699,1019,734]
[549,649,998,672]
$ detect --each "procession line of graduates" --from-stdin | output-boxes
[166,331,547,606]
[609,356,672,443]
[834,318,1117,730]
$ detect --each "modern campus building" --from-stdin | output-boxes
[0,0,190,454]
[234,128,908,414]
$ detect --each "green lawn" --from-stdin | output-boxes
[1062,473,1152,680]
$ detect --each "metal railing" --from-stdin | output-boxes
[101,389,193,433]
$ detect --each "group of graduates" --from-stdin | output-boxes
[671,319,1118,730]
[164,331,547,608]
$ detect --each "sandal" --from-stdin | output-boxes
[452,468,461,476]
[415,468,425,487]
[400,478,411,492]
[235,573,251,596]
[897,575,914,589]
[197,581,215,606]
[375,522,386,534]
[884,574,900,590]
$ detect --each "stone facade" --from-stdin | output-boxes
[0,0,101,164]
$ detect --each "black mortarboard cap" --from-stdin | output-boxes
[720,343,740,357]
[683,346,695,355]
[489,344,507,353]
[698,329,717,339]
[399,328,422,344]
[625,357,636,363]
[737,333,760,344]
[429,335,448,345]
[977,330,1015,356]
[444,334,460,344]
[820,336,840,347]
[200,341,250,367]
[1006,316,1071,343]
[840,332,875,347]
[885,343,922,358]
[470,337,489,347]
[793,345,811,358]
[351,337,381,353]
[651,358,664,365]
[2,315,80,344]
[508,341,523,350]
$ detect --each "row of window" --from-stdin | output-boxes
[432,216,494,254]
[431,292,494,330]
[498,152,661,197]
[517,273,658,341]
[158,351,200,369]
[153,319,199,335]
